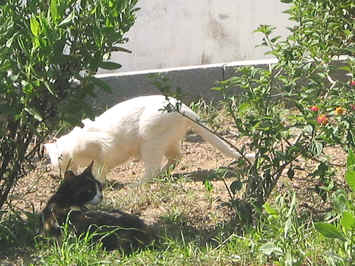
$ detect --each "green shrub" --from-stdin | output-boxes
[212,0,354,221]
[0,0,138,209]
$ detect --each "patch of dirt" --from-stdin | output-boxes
[97,132,243,228]
[4,110,348,240]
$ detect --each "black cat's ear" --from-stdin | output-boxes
[83,161,94,175]
[64,170,76,180]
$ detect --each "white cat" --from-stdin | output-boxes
[45,95,253,183]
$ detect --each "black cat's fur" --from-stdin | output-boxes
[40,162,153,251]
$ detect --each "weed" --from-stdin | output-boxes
[315,149,355,265]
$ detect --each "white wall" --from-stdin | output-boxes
[106,0,291,73]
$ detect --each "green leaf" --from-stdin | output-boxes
[311,141,323,156]
[260,242,283,256]
[238,102,252,114]
[347,149,355,168]
[43,81,56,96]
[22,81,33,94]
[111,46,132,53]
[271,36,281,43]
[99,61,122,70]
[58,11,75,27]
[314,223,346,241]
[263,203,279,216]
[50,0,59,21]
[0,61,11,71]
[89,77,112,93]
[345,149,355,191]
[230,180,243,194]
[284,217,292,238]
[203,180,213,192]
[30,17,40,37]
[340,211,355,231]
[338,65,351,72]
[6,35,15,48]
[254,25,275,36]
[345,169,355,192]
[286,192,296,218]
[24,107,43,122]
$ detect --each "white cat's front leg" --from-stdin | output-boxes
[161,158,180,174]
[141,164,161,184]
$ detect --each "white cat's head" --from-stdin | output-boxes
[44,135,75,172]
[44,127,84,172]
[44,141,69,171]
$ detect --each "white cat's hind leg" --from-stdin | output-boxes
[140,142,165,184]
[161,143,182,174]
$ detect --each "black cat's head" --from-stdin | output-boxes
[53,161,103,207]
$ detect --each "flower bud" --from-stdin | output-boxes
[317,114,328,125]
[335,107,345,115]
[310,106,319,112]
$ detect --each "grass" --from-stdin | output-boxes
[0,100,350,265]
[0,179,345,265]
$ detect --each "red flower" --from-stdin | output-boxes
[350,104,355,111]
[317,114,328,125]
[310,106,319,112]
[351,80,355,86]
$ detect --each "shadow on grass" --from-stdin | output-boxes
[0,209,40,264]
[103,167,236,190]
[165,166,236,183]
[0,206,248,264]
[150,212,245,252]
[105,179,126,190]
[0,207,159,263]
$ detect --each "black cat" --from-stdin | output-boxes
[40,162,153,251]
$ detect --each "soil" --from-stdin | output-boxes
[1,110,347,265]
[6,113,347,228]
[7,130,248,225]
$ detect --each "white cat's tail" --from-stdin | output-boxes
[181,107,255,160]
